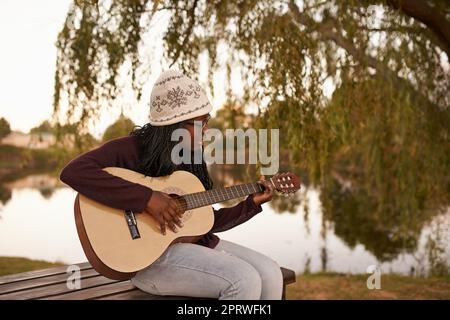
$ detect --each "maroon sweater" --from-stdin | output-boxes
[59,135,262,248]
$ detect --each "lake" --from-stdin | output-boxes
[0,174,449,275]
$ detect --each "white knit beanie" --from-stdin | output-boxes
[149,70,213,126]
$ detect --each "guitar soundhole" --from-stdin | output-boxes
[161,186,193,223]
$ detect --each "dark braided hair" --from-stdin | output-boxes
[130,123,213,190]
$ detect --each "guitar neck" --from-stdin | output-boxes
[182,182,264,210]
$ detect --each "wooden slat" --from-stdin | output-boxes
[39,281,133,300]
[0,268,99,295]
[0,262,92,285]
[96,289,196,300]
[0,275,117,300]
[280,267,296,284]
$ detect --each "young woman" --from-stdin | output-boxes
[60,70,283,300]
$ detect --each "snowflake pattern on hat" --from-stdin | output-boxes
[152,85,202,112]
[149,70,212,126]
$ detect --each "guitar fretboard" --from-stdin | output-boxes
[182,182,264,210]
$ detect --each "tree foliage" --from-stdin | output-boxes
[0,117,11,140]
[102,113,135,141]
[30,120,54,134]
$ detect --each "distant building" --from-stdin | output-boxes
[29,132,56,149]
[1,131,56,149]
[1,131,30,148]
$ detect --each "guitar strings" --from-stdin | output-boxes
[173,182,265,211]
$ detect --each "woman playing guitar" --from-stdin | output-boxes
[61,70,294,300]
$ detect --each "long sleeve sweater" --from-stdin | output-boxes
[59,135,263,248]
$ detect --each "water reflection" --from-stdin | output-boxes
[0,168,448,275]
[211,163,449,275]
[0,187,85,263]
[0,174,64,216]
[320,174,449,267]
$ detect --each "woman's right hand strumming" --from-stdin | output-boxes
[145,191,184,235]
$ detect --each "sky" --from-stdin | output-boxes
[0,0,232,138]
[0,0,73,134]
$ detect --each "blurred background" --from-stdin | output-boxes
[0,0,449,299]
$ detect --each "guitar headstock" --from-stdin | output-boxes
[270,172,301,196]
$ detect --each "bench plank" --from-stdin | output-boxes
[96,289,196,300]
[0,262,92,285]
[40,281,133,300]
[280,267,295,284]
[0,275,117,300]
[0,269,99,295]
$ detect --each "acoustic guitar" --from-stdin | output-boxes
[74,167,300,280]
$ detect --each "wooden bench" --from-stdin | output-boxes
[0,262,296,300]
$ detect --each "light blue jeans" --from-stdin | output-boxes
[131,239,283,300]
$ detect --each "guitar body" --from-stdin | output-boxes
[74,167,214,280]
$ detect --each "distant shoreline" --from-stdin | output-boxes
[0,144,70,182]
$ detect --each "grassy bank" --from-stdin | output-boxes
[0,257,64,276]
[286,272,450,300]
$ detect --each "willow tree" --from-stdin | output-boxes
[54,0,450,262]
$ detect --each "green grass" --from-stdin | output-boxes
[0,256,64,276]
[286,272,450,300]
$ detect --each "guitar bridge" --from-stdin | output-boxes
[124,210,141,240]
